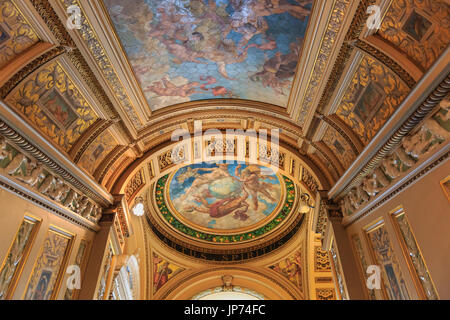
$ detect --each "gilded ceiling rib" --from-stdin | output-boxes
[354,39,416,89]
[0,46,65,99]
[315,0,376,118]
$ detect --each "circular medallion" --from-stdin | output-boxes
[155,161,296,244]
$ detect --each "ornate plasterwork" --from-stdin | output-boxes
[315,287,336,300]
[77,129,117,175]
[60,0,143,130]
[124,168,145,202]
[0,45,66,99]
[0,136,102,224]
[296,0,351,126]
[335,54,410,145]
[354,39,416,88]
[341,98,450,216]
[314,246,331,272]
[302,167,319,195]
[322,125,356,169]
[0,117,111,206]
[5,61,98,152]
[0,0,40,69]
[336,73,450,203]
[378,0,450,70]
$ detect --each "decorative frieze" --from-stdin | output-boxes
[302,167,319,194]
[340,98,450,216]
[0,136,102,224]
[124,168,145,202]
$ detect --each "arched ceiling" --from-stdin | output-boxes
[0,0,448,228]
[103,0,313,110]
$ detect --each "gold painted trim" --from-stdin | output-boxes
[362,218,389,300]
[389,206,439,300]
[327,238,341,300]
[22,225,75,300]
[163,164,287,236]
[0,214,41,300]
[67,239,92,300]
[349,233,371,300]
[440,175,450,203]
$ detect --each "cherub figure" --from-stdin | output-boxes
[235,164,277,210]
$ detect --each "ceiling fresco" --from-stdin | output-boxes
[155,161,296,243]
[168,161,282,231]
[0,0,39,69]
[103,0,313,110]
[5,61,99,152]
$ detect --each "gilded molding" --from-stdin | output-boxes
[297,0,351,126]
[65,50,121,121]
[29,0,134,142]
[354,39,416,88]
[73,120,114,163]
[61,0,143,130]
[0,46,65,99]
[29,0,75,47]
[337,74,450,199]
[315,113,361,155]
[316,0,376,116]
[0,119,110,206]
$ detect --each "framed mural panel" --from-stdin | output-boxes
[64,239,91,300]
[23,226,74,300]
[390,207,439,300]
[96,241,114,300]
[363,218,410,300]
[0,215,41,300]
[350,233,377,300]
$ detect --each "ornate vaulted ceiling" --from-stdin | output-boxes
[0,0,448,200]
[0,0,448,278]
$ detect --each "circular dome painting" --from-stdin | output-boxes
[167,161,283,232]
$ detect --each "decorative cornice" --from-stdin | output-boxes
[343,150,449,227]
[0,119,110,206]
[0,46,65,99]
[65,50,120,121]
[344,0,376,42]
[28,0,134,142]
[336,73,450,198]
[0,178,99,232]
[354,39,416,89]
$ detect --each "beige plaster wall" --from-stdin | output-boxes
[346,158,450,299]
[0,188,96,300]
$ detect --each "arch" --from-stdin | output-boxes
[156,267,303,300]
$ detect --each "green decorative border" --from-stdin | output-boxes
[155,175,296,243]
